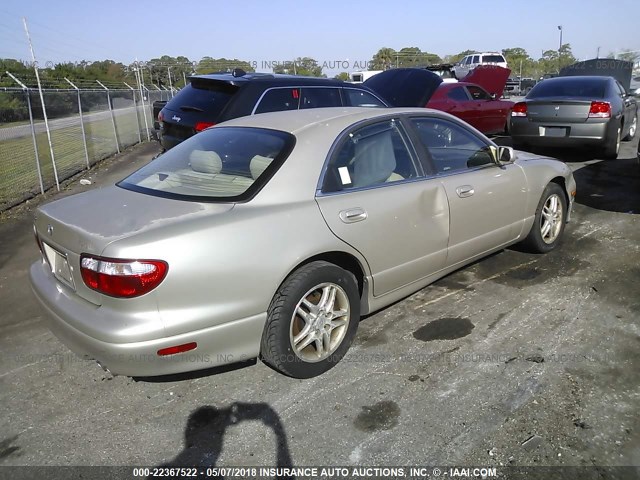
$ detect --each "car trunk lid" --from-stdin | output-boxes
[364,68,442,107]
[525,98,594,123]
[34,186,234,305]
[460,65,512,97]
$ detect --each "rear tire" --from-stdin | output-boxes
[602,124,621,159]
[520,183,567,253]
[260,261,360,378]
[623,114,637,141]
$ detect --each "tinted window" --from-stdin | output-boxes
[322,120,417,193]
[447,87,470,101]
[120,127,294,201]
[472,55,480,64]
[410,117,494,174]
[166,81,237,117]
[300,88,342,109]
[254,88,300,114]
[483,55,505,63]
[467,85,492,100]
[464,57,472,65]
[528,78,607,99]
[343,89,386,107]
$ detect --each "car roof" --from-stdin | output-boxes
[216,106,439,135]
[542,75,610,83]
[188,72,350,87]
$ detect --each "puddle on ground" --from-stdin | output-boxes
[354,401,400,432]
[413,317,474,341]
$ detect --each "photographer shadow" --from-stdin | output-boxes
[153,403,295,480]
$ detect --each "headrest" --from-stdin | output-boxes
[190,150,222,174]
[250,155,272,180]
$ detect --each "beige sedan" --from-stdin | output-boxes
[30,107,576,379]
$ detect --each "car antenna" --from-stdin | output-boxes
[232,68,247,78]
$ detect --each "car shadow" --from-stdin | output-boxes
[570,155,640,213]
[152,403,295,478]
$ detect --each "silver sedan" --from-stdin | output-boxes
[30,107,576,379]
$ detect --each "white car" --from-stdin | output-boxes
[453,53,508,80]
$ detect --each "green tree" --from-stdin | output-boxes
[273,57,324,77]
[501,47,537,77]
[334,72,350,81]
[196,57,254,75]
[370,47,396,70]
[445,50,479,64]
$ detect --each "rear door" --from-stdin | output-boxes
[316,118,450,297]
[407,116,528,266]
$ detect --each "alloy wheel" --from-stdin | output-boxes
[289,282,350,362]
[541,194,564,244]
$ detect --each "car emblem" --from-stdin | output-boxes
[172,115,181,122]
[554,106,560,110]
[47,224,54,236]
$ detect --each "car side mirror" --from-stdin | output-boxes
[488,145,514,164]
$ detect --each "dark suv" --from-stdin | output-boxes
[158,69,387,150]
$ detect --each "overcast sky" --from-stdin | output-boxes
[1,0,638,75]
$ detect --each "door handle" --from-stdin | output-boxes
[456,185,474,198]
[339,208,367,223]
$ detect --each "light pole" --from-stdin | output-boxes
[557,25,563,51]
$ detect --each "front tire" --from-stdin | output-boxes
[521,183,567,253]
[260,261,360,378]
[623,114,637,141]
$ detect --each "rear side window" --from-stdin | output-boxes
[447,87,469,101]
[482,55,505,63]
[472,55,480,64]
[343,89,386,107]
[119,127,295,201]
[166,81,237,117]
[322,119,418,193]
[300,88,342,109]
[254,88,300,114]
[528,78,607,99]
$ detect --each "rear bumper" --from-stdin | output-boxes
[159,133,187,151]
[29,261,265,377]
[510,118,612,146]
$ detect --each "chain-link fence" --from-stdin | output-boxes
[0,81,173,211]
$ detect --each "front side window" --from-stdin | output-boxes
[322,120,418,193]
[119,127,294,201]
[467,85,492,100]
[410,117,495,174]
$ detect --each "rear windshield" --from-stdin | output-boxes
[482,55,505,63]
[119,127,295,202]
[164,80,238,116]
[528,78,607,99]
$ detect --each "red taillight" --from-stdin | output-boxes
[588,101,611,118]
[80,255,168,298]
[157,342,197,357]
[194,121,215,132]
[512,102,527,117]
[158,111,164,122]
